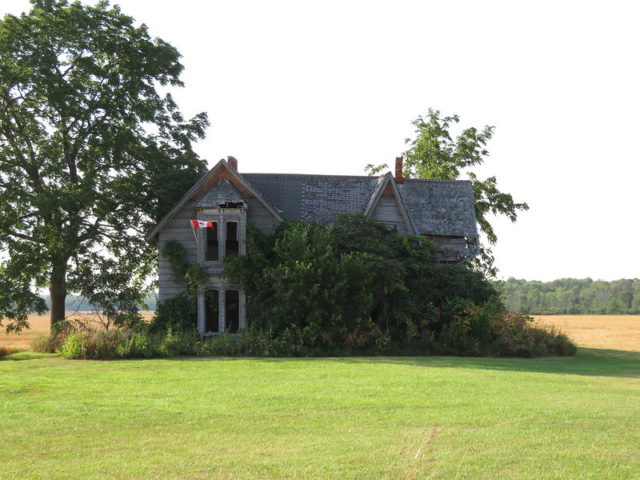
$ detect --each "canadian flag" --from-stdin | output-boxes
[191,219,215,229]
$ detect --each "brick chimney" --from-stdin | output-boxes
[227,156,238,170]
[395,156,404,184]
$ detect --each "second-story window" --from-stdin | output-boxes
[205,224,218,261]
[226,221,239,256]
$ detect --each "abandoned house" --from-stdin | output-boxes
[146,157,479,337]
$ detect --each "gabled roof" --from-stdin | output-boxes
[146,162,478,242]
[244,172,477,237]
[146,160,283,242]
[362,172,414,234]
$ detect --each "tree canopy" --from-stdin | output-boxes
[0,0,208,331]
[368,109,528,276]
[403,109,528,246]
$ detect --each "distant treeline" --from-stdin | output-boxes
[40,279,640,316]
[41,294,157,312]
[498,278,640,314]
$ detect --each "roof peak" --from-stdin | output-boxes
[242,172,471,184]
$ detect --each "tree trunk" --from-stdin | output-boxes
[49,259,68,327]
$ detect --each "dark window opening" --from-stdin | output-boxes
[205,224,218,261]
[219,202,245,208]
[226,221,239,256]
[225,290,239,333]
[205,290,219,333]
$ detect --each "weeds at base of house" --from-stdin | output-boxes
[28,311,576,360]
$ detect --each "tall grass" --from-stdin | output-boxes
[0,346,21,357]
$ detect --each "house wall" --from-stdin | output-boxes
[370,196,408,234]
[157,196,280,303]
[157,200,196,302]
[246,197,281,234]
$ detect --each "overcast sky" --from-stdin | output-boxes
[4,0,640,281]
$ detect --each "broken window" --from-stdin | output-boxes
[226,221,239,256]
[205,290,219,333]
[225,290,239,333]
[205,223,218,261]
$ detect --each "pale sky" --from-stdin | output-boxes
[3,0,640,281]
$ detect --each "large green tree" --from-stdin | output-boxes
[367,109,528,276]
[0,0,208,331]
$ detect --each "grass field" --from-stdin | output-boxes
[2,314,639,478]
[1,350,640,479]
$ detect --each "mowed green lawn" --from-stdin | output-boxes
[1,350,640,480]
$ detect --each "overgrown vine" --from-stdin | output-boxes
[161,240,208,293]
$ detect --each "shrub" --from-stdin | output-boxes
[58,333,86,359]
[490,312,577,357]
[150,293,197,333]
[236,328,280,357]
[115,332,155,358]
[159,328,198,356]
[197,332,237,356]
[57,329,161,359]
[94,330,122,359]
[225,214,503,355]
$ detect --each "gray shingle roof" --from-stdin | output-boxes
[243,173,478,238]
[398,179,477,237]
[243,174,378,225]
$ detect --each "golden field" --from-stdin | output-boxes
[532,315,640,352]
[0,312,155,349]
[2,313,640,352]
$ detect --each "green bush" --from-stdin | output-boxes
[56,329,161,359]
[488,312,577,357]
[198,332,237,356]
[116,333,156,358]
[222,214,576,358]
[225,215,504,355]
[150,293,197,333]
[159,328,198,356]
[58,333,86,359]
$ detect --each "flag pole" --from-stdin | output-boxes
[191,220,199,247]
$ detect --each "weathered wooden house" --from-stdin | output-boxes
[146,157,479,336]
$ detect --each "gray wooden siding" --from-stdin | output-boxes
[246,198,280,234]
[157,201,197,302]
[157,197,279,302]
[371,196,407,234]
[426,235,467,262]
